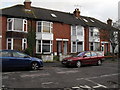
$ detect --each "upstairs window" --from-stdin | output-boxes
[7,18,27,32]
[36,21,53,33]
[7,18,13,31]
[72,26,76,35]
[14,18,23,31]
[71,25,83,36]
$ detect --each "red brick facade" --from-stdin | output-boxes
[53,23,71,55]
[1,16,7,49]
[84,27,89,51]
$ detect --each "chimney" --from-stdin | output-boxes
[107,18,112,26]
[73,8,80,18]
[24,0,31,10]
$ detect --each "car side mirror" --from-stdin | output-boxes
[83,55,87,58]
[24,56,30,58]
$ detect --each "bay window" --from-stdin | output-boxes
[36,21,53,33]
[36,40,52,54]
[7,18,27,32]
[71,25,83,36]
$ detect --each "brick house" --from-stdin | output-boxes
[0,0,117,61]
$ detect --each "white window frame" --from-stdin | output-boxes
[71,25,83,36]
[7,38,13,50]
[7,18,27,32]
[36,40,52,54]
[36,21,53,33]
[22,38,27,50]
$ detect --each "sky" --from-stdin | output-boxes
[0,0,119,23]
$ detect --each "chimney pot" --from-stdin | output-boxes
[24,0,31,10]
[107,18,112,26]
[73,8,80,18]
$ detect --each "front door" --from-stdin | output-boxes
[63,41,67,55]
[57,41,62,56]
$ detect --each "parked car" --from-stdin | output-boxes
[61,51,105,68]
[0,50,43,70]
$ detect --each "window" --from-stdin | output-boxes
[36,21,53,33]
[90,30,93,36]
[36,40,52,53]
[13,52,27,58]
[7,38,13,50]
[85,52,91,57]
[77,42,83,52]
[91,52,97,56]
[42,40,50,52]
[24,20,27,32]
[51,13,57,18]
[0,51,11,57]
[14,18,23,31]
[90,42,94,51]
[7,18,27,32]
[90,19,95,22]
[82,18,88,22]
[37,40,41,53]
[7,18,13,31]
[72,26,83,36]
[37,22,42,32]
[77,26,83,36]
[72,42,76,52]
[22,38,27,50]
[72,26,76,35]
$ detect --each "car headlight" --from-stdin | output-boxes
[68,59,72,61]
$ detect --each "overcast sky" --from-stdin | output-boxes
[0,0,119,22]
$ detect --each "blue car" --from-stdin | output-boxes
[0,50,43,70]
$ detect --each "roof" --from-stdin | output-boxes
[0,4,119,31]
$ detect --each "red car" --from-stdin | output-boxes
[61,51,104,68]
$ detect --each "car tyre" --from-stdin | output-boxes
[31,62,39,70]
[97,60,102,66]
[76,61,81,68]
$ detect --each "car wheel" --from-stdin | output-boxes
[97,60,102,66]
[76,61,81,68]
[31,62,39,70]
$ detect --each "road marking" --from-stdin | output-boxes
[57,70,78,74]
[84,79,107,88]
[21,73,50,78]
[76,73,120,80]
[42,82,53,85]
[2,72,21,75]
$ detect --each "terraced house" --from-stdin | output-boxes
[0,0,117,61]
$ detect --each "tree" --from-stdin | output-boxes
[24,20,36,56]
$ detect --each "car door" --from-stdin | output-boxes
[90,51,98,64]
[0,51,13,69]
[11,51,31,68]
[82,51,92,64]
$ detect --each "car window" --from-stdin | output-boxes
[0,51,11,57]
[77,52,85,57]
[91,52,97,56]
[13,52,27,58]
[84,52,91,57]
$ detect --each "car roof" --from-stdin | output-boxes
[0,50,19,52]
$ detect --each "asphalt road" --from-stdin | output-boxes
[2,59,120,89]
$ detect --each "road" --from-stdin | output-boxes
[2,60,120,89]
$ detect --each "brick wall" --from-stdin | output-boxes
[84,27,89,51]
[0,16,7,49]
[53,22,71,54]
